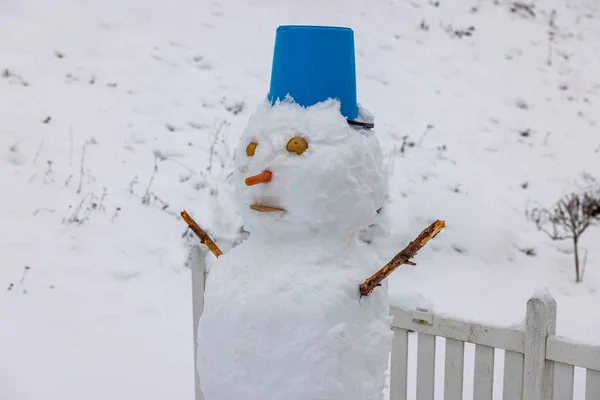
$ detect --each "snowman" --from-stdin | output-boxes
[196,25,394,400]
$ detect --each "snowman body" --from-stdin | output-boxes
[196,99,393,400]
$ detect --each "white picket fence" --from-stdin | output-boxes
[189,245,600,400]
[390,300,600,399]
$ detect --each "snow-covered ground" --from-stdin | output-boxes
[1,0,599,399]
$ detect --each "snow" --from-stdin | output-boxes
[532,286,558,305]
[198,98,392,399]
[197,238,392,400]
[1,0,599,399]
[389,290,434,313]
[233,99,385,239]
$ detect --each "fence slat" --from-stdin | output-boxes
[552,362,574,400]
[444,339,464,400]
[473,344,494,399]
[547,336,600,371]
[503,350,524,400]
[417,333,436,400]
[586,369,600,400]
[190,245,206,400]
[391,328,409,400]
[524,295,556,400]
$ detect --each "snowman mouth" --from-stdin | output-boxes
[249,204,286,213]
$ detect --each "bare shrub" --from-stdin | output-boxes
[528,186,600,282]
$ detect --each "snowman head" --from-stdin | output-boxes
[233,98,386,242]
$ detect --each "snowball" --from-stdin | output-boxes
[233,98,386,242]
[197,238,393,400]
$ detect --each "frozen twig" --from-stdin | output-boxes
[2,69,29,86]
[62,192,104,225]
[145,193,170,210]
[417,124,434,146]
[76,141,87,194]
[69,127,74,167]
[360,219,445,296]
[207,122,224,172]
[543,132,551,146]
[581,249,588,282]
[98,188,107,211]
[181,210,223,258]
[33,207,54,216]
[547,9,557,66]
[19,266,31,284]
[510,2,536,18]
[206,124,220,175]
[399,136,415,156]
[76,138,96,194]
[43,160,53,183]
[111,207,121,221]
[128,176,139,194]
[65,174,73,187]
[33,141,44,165]
[167,157,197,174]
[203,119,230,184]
[141,151,165,205]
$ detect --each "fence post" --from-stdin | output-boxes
[523,291,557,400]
[190,245,206,400]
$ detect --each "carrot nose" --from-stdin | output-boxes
[245,171,272,186]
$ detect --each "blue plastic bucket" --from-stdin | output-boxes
[268,25,358,120]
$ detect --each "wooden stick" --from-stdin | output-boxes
[359,219,445,297]
[181,210,223,258]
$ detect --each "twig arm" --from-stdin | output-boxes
[359,219,445,297]
[181,210,223,258]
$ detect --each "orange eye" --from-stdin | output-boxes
[286,136,308,155]
[246,142,257,157]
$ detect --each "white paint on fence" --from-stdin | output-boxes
[391,328,409,400]
[523,295,557,399]
[502,350,524,400]
[443,339,464,400]
[417,333,436,400]
[554,362,575,400]
[190,245,205,400]
[585,369,600,400]
[473,344,494,399]
[190,251,600,399]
